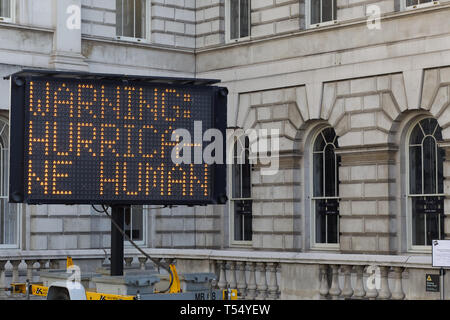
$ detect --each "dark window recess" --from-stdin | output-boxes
[234,200,252,241]
[232,135,252,241]
[312,127,340,244]
[412,196,445,246]
[229,0,250,40]
[408,118,445,246]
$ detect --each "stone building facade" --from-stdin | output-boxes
[0,0,450,299]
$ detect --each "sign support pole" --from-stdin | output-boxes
[111,205,125,276]
[440,268,445,300]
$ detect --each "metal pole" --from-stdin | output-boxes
[111,205,124,276]
[440,268,445,300]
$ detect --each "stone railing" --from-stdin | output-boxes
[0,248,438,299]
[123,248,437,300]
[0,249,105,289]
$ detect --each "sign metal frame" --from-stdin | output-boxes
[8,70,228,206]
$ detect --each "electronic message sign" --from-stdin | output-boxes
[9,71,227,205]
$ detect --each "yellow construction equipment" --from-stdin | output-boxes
[7,257,237,300]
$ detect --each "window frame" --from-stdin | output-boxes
[309,126,340,250]
[0,117,21,249]
[229,135,253,247]
[0,0,15,23]
[403,0,439,11]
[306,0,338,29]
[116,0,152,43]
[225,0,251,44]
[406,117,445,253]
[123,205,147,247]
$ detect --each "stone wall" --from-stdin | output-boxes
[28,205,110,250]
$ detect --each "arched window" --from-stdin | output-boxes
[0,117,18,247]
[408,117,444,247]
[231,135,252,242]
[312,127,340,245]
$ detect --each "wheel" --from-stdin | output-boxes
[47,287,70,300]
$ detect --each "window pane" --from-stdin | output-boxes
[412,197,443,246]
[314,133,325,151]
[116,0,123,36]
[313,153,323,197]
[0,0,11,18]
[124,206,144,242]
[421,118,436,136]
[240,0,249,38]
[230,0,239,40]
[0,199,16,245]
[315,201,326,243]
[423,136,436,194]
[310,0,321,24]
[117,0,134,37]
[135,0,146,39]
[232,137,251,198]
[322,0,333,22]
[409,124,424,145]
[324,144,336,197]
[234,200,252,241]
[117,0,146,39]
[406,0,419,5]
[438,148,444,194]
[243,202,252,241]
[435,124,443,141]
[425,213,441,245]
[241,163,251,198]
[409,146,422,194]
[315,199,339,244]
[412,197,425,245]
[326,213,338,243]
[322,127,335,144]
[232,163,241,198]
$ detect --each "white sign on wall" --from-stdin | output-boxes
[432,240,450,268]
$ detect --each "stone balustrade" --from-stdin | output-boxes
[0,249,439,299]
[318,264,406,300]
[213,260,280,299]
[121,248,436,300]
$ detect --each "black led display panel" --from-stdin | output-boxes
[9,71,227,205]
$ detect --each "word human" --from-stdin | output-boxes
[25,79,212,200]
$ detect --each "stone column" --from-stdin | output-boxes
[236,262,247,298]
[10,260,21,283]
[124,257,133,268]
[365,266,379,300]
[328,265,342,299]
[256,262,268,300]
[267,263,279,299]
[319,265,330,298]
[391,267,405,300]
[353,265,366,299]
[341,265,354,299]
[217,261,227,291]
[378,266,391,299]
[245,262,257,300]
[38,259,48,271]
[228,261,237,290]
[50,260,60,270]
[138,257,148,270]
[25,260,36,281]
